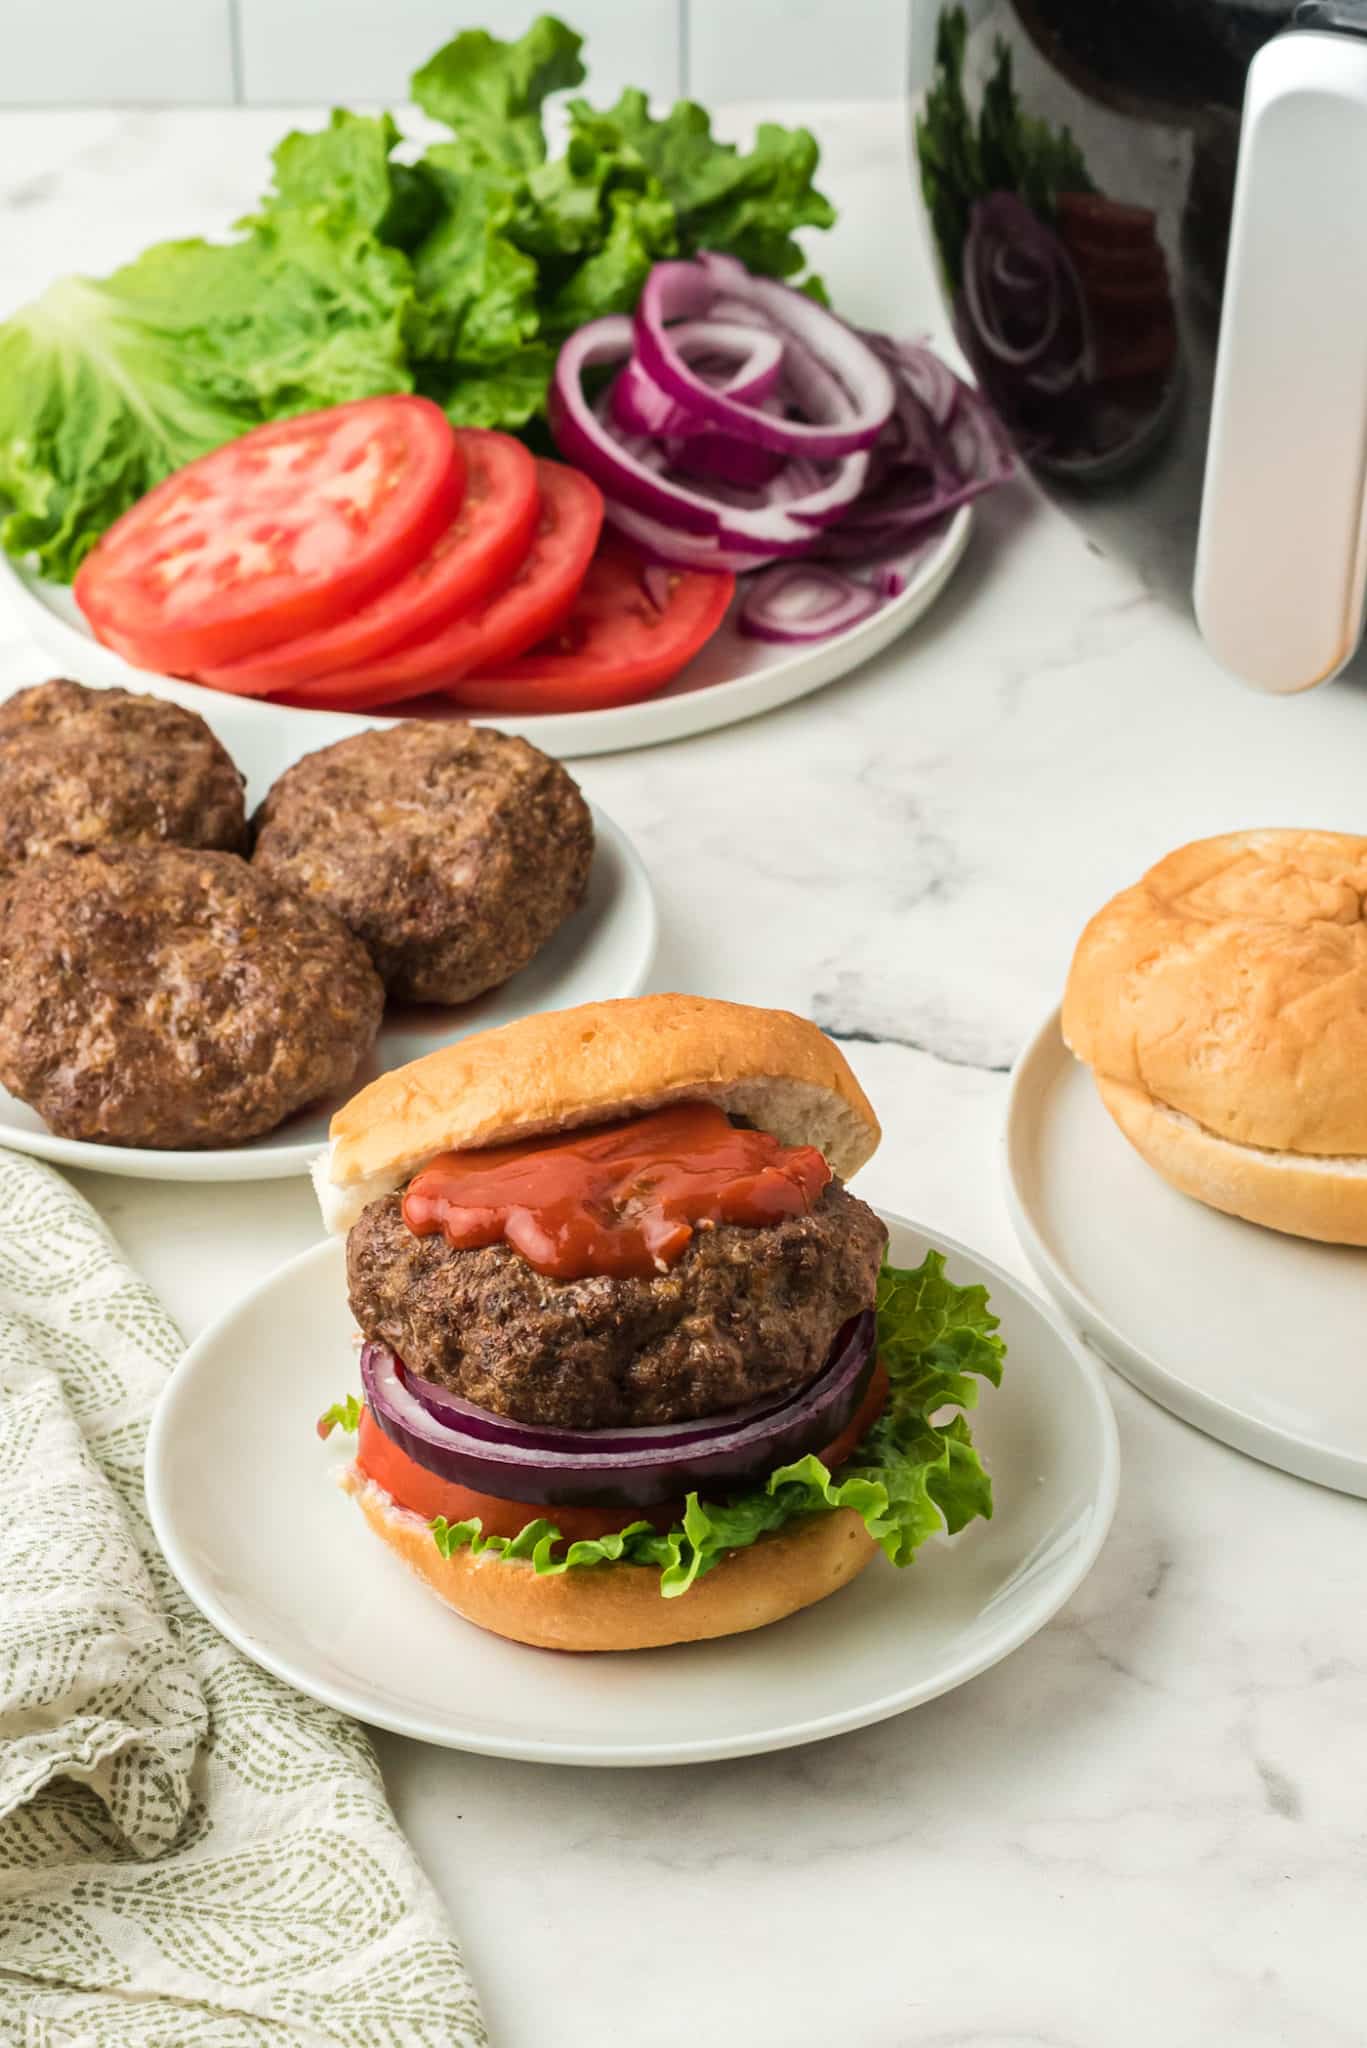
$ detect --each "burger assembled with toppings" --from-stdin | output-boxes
[314,995,1005,1652]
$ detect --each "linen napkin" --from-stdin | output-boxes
[0,1147,487,2047]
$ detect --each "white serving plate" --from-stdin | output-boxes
[144,1210,1117,1767]
[0,511,971,761]
[0,673,656,1179]
[1004,1009,1367,1497]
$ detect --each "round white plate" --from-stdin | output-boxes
[1004,1009,1367,1497]
[0,511,971,762]
[145,1210,1117,1767]
[0,799,655,1182]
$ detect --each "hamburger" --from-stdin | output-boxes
[314,994,1004,1652]
[1064,828,1367,1244]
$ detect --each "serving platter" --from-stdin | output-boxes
[0,510,971,762]
[145,1210,1117,1767]
[0,665,657,1180]
[1004,1009,1367,1497]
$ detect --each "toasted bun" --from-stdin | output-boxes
[1064,829,1367,1155]
[315,994,880,1232]
[342,1467,878,1652]
[1097,1077,1367,1246]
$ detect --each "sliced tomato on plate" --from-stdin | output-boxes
[276,458,602,712]
[194,429,541,699]
[447,538,736,715]
[75,395,464,676]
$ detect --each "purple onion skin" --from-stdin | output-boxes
[360,1312,877,1511]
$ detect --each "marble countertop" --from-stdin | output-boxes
[3,100,1366,2048]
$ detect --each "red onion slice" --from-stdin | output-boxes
[738,563,883,643]
[360,1312,876,1510]
[634,254,895,458]
[551,317,870,559]
[611,319,784,439]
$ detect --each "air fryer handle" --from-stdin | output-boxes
[1194,16,1367,692]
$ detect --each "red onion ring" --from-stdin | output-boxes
[359,1312,876,1510]
[738,564,882,643]
[633,254,895,458]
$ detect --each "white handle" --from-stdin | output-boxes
[1195,29,1367,693]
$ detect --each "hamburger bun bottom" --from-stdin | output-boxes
[341,1466,878,1652]
[1097,1075,1367,1247]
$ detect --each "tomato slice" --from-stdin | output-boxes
[273,459,602,713]
[351,1362,890,1545]
[447,538,735,715]
[74,395,463,675]
[194,430,542,700]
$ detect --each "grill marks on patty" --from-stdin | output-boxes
[346,1180,888,1430]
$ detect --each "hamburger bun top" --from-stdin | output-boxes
[314,993,880,1234]
[1063,828,1367,1155]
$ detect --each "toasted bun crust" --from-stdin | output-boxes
[1064,829,1367,1156]
[342,1467,878,1652]
[1097,1076,1367,1245]
[316,994,880,1232]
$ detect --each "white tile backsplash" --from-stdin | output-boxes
[237,0,682,109]
[0,1,909,108]
[2,0,236,105]
[688,0,907,104]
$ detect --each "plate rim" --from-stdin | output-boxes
[1002,1006,1367,1498]
[145,1207,1119,1767]
[0,801,656,1184]
[0,508,973,762]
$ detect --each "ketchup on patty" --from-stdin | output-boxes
[401,1101,831,1281]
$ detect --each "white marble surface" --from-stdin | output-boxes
[4,100,1367,2048]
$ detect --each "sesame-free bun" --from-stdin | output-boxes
[1064,829,1367,1242]
[314,994,880,1233]
[1096,1077,1367,1246]
[342,1465,878,1652]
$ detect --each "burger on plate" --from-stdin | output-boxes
[314,995,1004,1652]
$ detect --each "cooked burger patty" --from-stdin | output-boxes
[0,677,245,871]
[250,721,594,1005]
[348,1181,888,1428]
[0,845,384,1148]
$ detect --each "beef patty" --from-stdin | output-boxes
[347,1180,888,1428]
[250,721,594,1005]
[0,677,245,871]
[0,845,384,1148]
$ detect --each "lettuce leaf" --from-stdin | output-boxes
[0,12,835,578]
[427,1250,1004,1597]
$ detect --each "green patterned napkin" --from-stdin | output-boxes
[0,1149,486,2047]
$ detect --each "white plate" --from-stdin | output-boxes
[1004,1010,1367,1497]
[0,664,656,1179]
[145,1211,1117,1767]
[0,512,971,761]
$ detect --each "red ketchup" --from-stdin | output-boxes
[401,1101,831,1280]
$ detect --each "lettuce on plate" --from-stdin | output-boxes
[326,1251,1005,1599]
[0,13,834,581]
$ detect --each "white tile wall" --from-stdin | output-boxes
[0,0,909,106]
[688,0,907,105]
[2,0,236,105]
[237,0,681,109]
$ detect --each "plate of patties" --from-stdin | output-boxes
[0,678,654,1180]
[1005,829,1367,1497]
[146,994,1117,1765]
